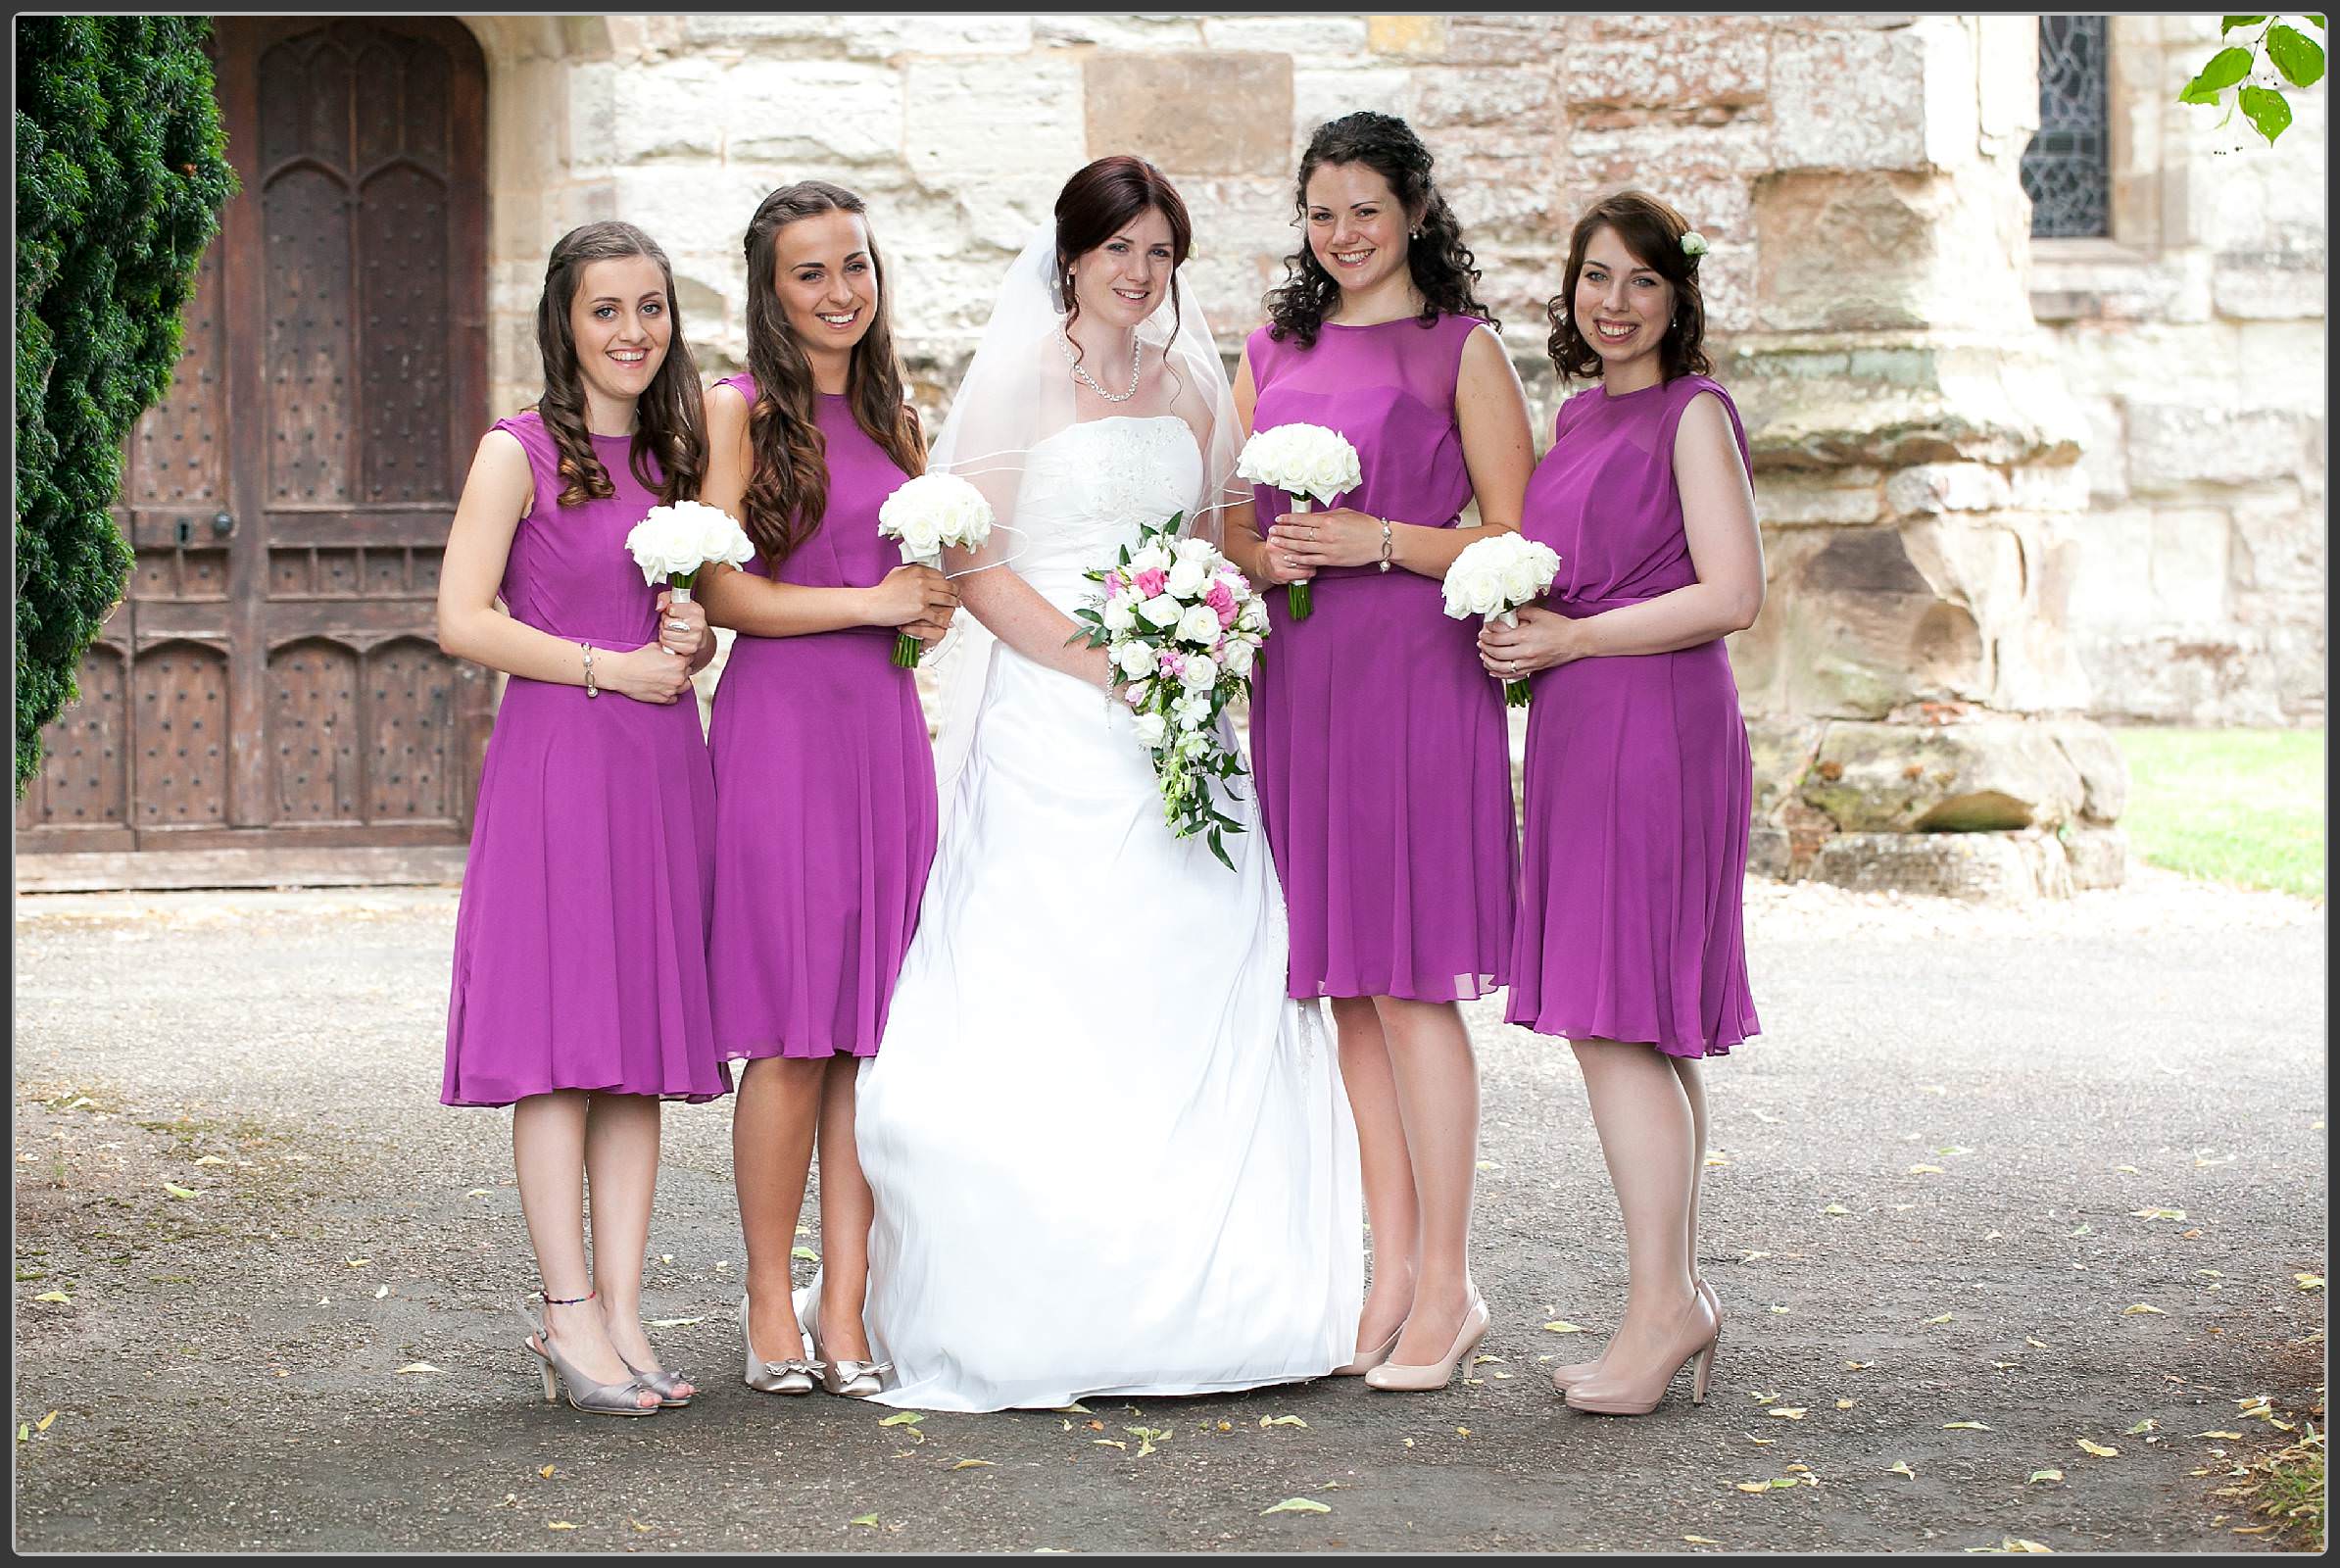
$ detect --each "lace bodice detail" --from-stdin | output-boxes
[1013,416,1202,607]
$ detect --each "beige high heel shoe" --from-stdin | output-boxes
[1550,1279,1718,1395]
[739,1293,819,1396]
[521,1293,660,1417]
[1562,1289,1721,1416]
[1363,1292,1490,1393]
[1330,1324,1402,1378]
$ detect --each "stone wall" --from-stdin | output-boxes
[2032,15,2327,727]
[455,13,2326,896]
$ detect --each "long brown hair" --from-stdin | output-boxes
[1544,189,1711,385]
[532,220,706,507]
[1264,112,1493,351]
[1052,156,1193,378]
[740,180,924,568]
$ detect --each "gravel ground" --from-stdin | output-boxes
[11,868,2325,1553]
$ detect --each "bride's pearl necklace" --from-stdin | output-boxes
[1058,328,1141,403]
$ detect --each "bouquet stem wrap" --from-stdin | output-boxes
[1236,422,1359,625]
[1284,499,1314,622]
[1489,608,1531,708]
[878,473,997,669]
[1439,532,1564,711]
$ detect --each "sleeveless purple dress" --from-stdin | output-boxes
[1508,374,1761,1056]
[1244,315,1517,1003]
[707,379,938,1059]
[442,413,730,1105]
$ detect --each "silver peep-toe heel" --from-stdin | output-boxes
[739,1293,820,1395]
[521,1293,660,1417]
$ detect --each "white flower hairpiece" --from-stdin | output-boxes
[1680,230,1710,259]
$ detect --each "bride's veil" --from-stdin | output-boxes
[925,222,1250,822]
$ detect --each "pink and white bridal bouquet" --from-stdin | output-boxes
[1070,513,1271,871]
[877,472,996,667]
[624,499,756,607]
[1441,532,1563,708]
[1235,421,1361,622]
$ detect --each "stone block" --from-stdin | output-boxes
[1747,824,1792,881]
[1744,716,1827,820]
[860,16,1035,58]
[2147,508,2229,627]
[609,60,725,162]
[2213,248,2328,319]
[1085,53,1293,175]
[2061,824,2126,890]
[2126,403,2316,492]
[2008,460,2089,514]
[1883,462,2013,517]
[1750,171,1937,332]
[905,55,1086,184]
[1563,31,1768,110]
[1440,13,1576,67]
[1756,472,1885,526]
[1413,65,1553,128]
[1801,718,2085,832]
[1293,67,1415,149]
[1770,28,1928,172]
[1367,15,1448,57]
[1202,16,1371,60]
[1974,15,2038,148]
[2228,490,2323,596]
[564,62,616,169]
[2041,717,2127,823]
[1032,16,1204,49]
[1805,827,2072,902]
[722,61,903,167]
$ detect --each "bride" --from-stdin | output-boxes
[819,158,1363,1412]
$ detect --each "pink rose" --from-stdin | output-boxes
[1134,567,1169,599]
[1156,649,1185,677]
[1204,580,1237,627]
[1105,569,1126,596]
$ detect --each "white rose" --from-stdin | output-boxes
[897,515,945,563]
[1178,651,1218,689]
[1174,536,1218,565]
[1238,598,1269,632]
[1166,559,1207,598]
[1497,558,1538,605]
[1132,711,1168,748]
[1140,594,1183,628]
[1128,544,1172,575]
[1464,574,1505,616]
[1114,640,1157,678]
[1176,603,1221,646]
[1102,596,1137,632]
[1221,638,1255,677]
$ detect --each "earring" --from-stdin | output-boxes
[1410,228,1421,240]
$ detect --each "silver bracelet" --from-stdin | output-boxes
[1377,516,1395,573]
[581,643,599,699]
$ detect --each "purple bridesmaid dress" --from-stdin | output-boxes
[442,414,731,1105]
[1244,314,1517,1002]
[1508,373,1761,1055]
[707,378,938,1059]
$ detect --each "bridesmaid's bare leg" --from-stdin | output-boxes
[1670,1054,1709,1290]
[583,1093,687,1394]
[1565,1040,1699,1399]
[512,1091,642,1394]
[812,1055,876,1361]
[1374,996,1480,1366]
[733,1054,825,1360]
[1333,996,1417,1353]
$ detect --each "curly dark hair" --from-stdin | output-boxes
[1544,189,1712,385]
[738,180,924,569]
[531,220,706,508]
[1262,112,1493,350]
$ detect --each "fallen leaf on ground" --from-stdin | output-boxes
[1844,1360,1874,1370]
[1455,1427,1471,1437]
[1769,1305,1791,1314]
[36,1411,59,1432]
[1823,1203,1852,1215]
[1937,1145,1974,1156]
[2295,1274,2324,1292]
[1260,1415,1307,1428]
[394,1362,441,1375]
[1744,1434,1776,1446]
[1890,1461,1916,1479]
[2121,1303,2166,1315]
[1909,1164,1945,1175]
[162,1183,198,1200]
[1836,1398,1856,1410]
[31,1292,70,1305]
[2130,1208,2186,1221]
[1924,1313,1955,1325]
[879,1412,923,1428]
[1733,1482,1772,1494]
[1684,1536,1721,1544]
[646,1317,702,1328]
[1741,1250,1772,1262]
[2126,1419,2158,1435]
[545,1521,575,1531]
[1543,1321,1587,1334]
[2195,1431,2245,1440]
[14,1426,24,1444]
[2025,1338,2049,1348]
[539,1464,557,1479]
[2069,1224,2094,1237]
[849,1513,880,1528]
[1943,1421,1991,1431]
[1093,1439,1126,1450]
[791,1247,819,1262]
[627,1519,654,1533]
[2028,1469,2063,1484]
[346,1258,369,1268]
[373,1285,388,1299]
[2075,1438,2118,1456]
[1259,1497,1330,1515]
[194,1155,225,1166]
[2112,1164,2140,1174]
[951,1459,997,1470]
[462,1188,490,1198]
[1056,1402,1090,1414]
[1767,1408,1807,1419]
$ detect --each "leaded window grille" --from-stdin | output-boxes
[2023,15,2112,238]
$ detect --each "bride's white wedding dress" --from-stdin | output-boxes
[845,413,1364,1412]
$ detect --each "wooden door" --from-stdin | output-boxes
[17,18,492,882]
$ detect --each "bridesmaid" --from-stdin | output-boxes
[1479,189,1763,1416]
[698,181,956,1398]
[437,220,727,1416]
[1226,111,1535,1393]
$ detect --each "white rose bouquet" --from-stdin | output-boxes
[1069,513,1271,871]
[877,472,996,668]
[1235,421,1361,622]
[1440,532,1563,708]
[623,498,756,606]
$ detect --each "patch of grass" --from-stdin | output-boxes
[2224,1427,2325,1550]
[2111,726,2324,902]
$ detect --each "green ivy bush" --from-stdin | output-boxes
[15,17,236,792]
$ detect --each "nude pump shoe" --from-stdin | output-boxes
[1550,1279,1718,1395]
[1330,1324,1402,1378]
[1363,1292,1490,1392]
[1561,1289,1720,1416]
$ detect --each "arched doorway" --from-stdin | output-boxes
[18,18,492,887]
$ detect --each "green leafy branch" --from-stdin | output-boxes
[2181,15,2325,144]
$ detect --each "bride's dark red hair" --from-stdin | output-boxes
[1052,156,1192,372]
